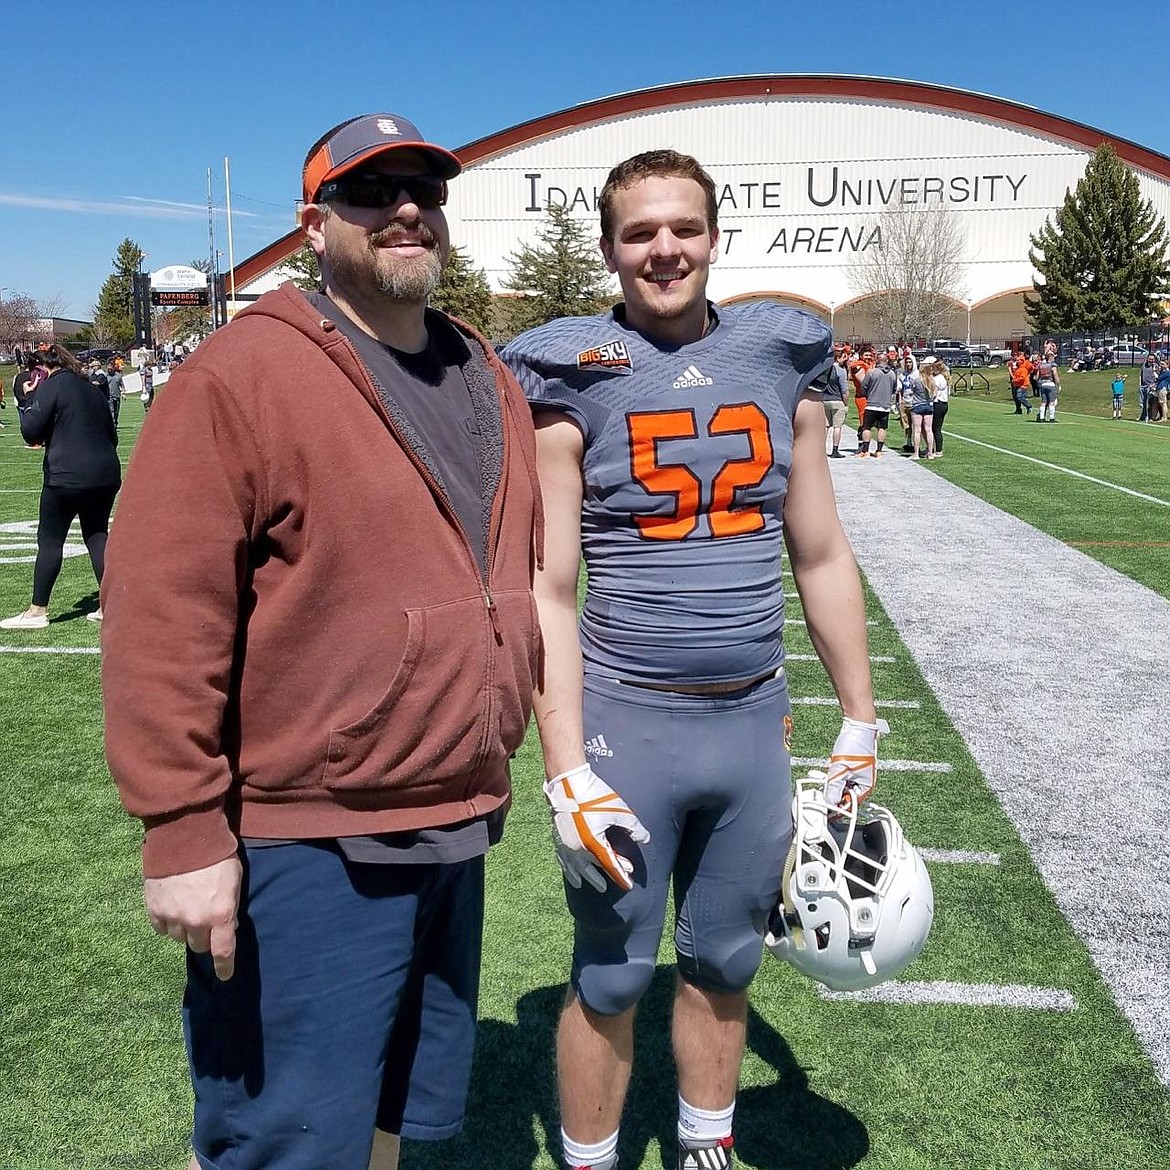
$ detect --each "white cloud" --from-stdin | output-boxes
[0,192,254,219]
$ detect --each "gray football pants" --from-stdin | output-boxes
[568,671,793,1016]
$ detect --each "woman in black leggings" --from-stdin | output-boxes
[1,343,121,630]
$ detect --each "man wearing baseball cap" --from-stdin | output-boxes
[102,113,541,1170]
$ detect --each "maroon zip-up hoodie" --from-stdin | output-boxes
[101,283,542,878]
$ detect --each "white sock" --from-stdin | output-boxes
[563,1127,619,1170]
[678,1096,735,1147]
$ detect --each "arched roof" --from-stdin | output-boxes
[230,75,1170,290]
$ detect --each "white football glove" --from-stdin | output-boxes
[825,717,890,814]
[543,764,651,893]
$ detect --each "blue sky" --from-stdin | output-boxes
[4,0,1167,319]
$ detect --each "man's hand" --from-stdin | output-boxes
[825,717,890,814]
[143,856,243,981]
[544,764,650,893]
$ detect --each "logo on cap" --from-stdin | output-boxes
[375,118,402,137]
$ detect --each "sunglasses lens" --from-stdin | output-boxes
[326,176,447,209]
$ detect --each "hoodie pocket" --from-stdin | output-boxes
[322,597,490,792]
[487,588,540,764]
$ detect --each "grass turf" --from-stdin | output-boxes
[1,381,1168,1169]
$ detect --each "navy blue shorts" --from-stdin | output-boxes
[569,672,793,1015]
[184,841,484,1169]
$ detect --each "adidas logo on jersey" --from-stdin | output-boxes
[584,734,613,759]
[672,364,714,388]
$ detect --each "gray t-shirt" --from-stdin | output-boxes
[310,291,488,573]
[862,365,897,411]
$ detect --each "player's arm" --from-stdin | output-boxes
[784,390,887,807]
[530,411,649,891]
[531,412,588,777]
[783,391,876,724]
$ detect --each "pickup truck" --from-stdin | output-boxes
[914,340,982,367]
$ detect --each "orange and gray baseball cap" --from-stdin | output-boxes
[302,113,462,203]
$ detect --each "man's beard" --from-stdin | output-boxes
[331,221,444,304]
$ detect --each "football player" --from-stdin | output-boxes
[502,151,885,1170]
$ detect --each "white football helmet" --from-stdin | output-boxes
[765,771,933,991]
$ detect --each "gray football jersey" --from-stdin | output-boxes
[502,302,832,684]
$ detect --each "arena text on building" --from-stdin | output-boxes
[232,75,1170,345]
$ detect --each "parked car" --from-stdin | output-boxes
[914,340,982,367]
[1109,343,1150,366]
[0,351,15,365]
[72,347,119,364]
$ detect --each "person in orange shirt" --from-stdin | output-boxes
[1008,350,1034,415]
[848,343,875,445]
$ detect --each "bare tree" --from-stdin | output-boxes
[849,205,967,342]
[86,312,120,349]
[37,293,69,320]
[0,293,40,351]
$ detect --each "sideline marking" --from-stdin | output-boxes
[818,981,1077,1011]
[919,848,1001,865]
[791,757,952,773]
[945,433,1170,506]
[1068,540,1170,548]
[788,618,878,626]
[0,645,100,655]
[790,696,921,709]
[788,653,895,663]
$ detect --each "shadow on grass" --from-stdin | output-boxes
[402,967,867,1170]
[53,588,100,622]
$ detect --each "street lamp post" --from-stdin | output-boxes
[966,299,974,347]
[829,300,836,336]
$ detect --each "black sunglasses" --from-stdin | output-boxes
[317,173,448,210]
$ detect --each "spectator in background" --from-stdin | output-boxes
[858,349,896,457]
[896,353,920,452]
[848,343,875,447]
[1008,350,1033,414]
[1111,373,1126,420]
[0,343,119,629]
[105,358,124,426]
[139,361,155,413]
[88,359,109,401]
[925,359,951,456]
[1138,355,1157,422]
[1035,342,1060,422]
[822,344,850,458]
[1154,361,1170,423]
[907,357,936,460]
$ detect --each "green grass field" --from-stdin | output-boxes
[1,372,1168,1170]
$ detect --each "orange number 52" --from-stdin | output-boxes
[627,403,774,540]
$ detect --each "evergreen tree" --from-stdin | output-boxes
[1026,145,1170,332]
[282,242,321,292]
[503,202,612,336]
[429,246,494,337]
[93,238,145,348]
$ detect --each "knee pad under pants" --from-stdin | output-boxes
[568,673,793,1016]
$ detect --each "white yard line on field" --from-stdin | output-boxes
[789,696,921,709]
[831,454,1170,1086]
[791,757,952,773]
[787,653,895,662]
[919,848,1001,865]
[944,432,1170,506]
[819,981,1077,1011]
[787,618,878,626]
[0,645,100,655]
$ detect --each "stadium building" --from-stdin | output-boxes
[231,75,1170,344]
